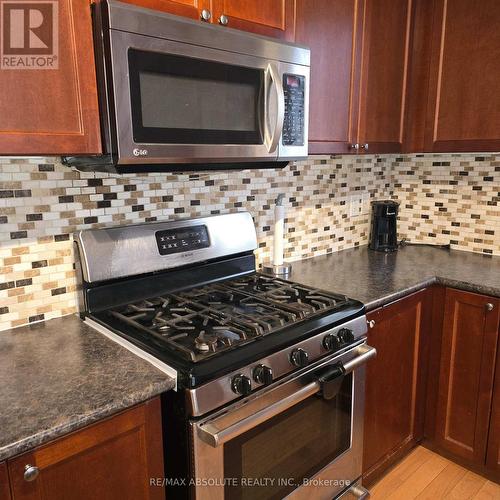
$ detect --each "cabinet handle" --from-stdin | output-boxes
[200,9,211,21]
[24,464,39,482]
[349,143,360,150]
[486,303,494,311]
[219,14,229,25]
[361,143,369,151]
[368,319,376,329]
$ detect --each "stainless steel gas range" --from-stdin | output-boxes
[74,212,375,500]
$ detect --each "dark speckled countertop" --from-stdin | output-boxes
[288,245,500,310]
[0,315,175,462]
[1,246,498,463]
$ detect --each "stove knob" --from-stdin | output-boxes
[231,374,252,396]
[253,365,273,385]
[323,333,341,351]
[337,328,355,344]
[290,348,309,368]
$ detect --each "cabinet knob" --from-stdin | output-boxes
[24,464,39,482]
[349,143,360,150]
[361,143,369,150]
[200,9,211,21]
[486,303,494,311]
[219,14,229,25]
[368,319,376,329]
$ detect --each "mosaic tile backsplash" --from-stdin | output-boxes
[0,153,498,331]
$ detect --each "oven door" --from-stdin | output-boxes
[108,29,306,165]
[190,343,376,500]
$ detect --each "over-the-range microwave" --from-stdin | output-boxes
[63,0,310,173]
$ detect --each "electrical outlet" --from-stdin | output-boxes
[361,193,370,215]
[349,195,363,217]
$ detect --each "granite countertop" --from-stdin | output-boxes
[0,315,175,462]
[289,245,500,310]
[1,245,498,463]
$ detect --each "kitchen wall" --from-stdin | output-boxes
[392,153,499,255]
[0,153,498,332]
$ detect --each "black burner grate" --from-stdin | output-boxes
[109,273,349,362]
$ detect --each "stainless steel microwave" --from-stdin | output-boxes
[63,0,310,173]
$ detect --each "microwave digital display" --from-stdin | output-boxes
[282,74,305,146]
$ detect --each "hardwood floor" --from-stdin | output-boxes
[369,446,500,499]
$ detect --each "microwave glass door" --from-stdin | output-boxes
[128,49,263,145]
[222,374,353,500]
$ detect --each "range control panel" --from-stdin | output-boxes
[156,225,210,255]
[282,74,305,146]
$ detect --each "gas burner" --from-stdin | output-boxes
[195,332,219,352]
[107,273,350,362]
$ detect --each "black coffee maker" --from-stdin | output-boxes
[369,200,399,252]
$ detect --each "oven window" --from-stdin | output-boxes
[224,374,353,500]
[128,49,263,144]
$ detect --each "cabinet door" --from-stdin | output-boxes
[1,462,11,500]
[424,0,500,152]
[212,0,294,39]
[434,290,500,465]
[356,0,412,153]
[8,398,164,500]
[117,0,212,20]
[0,0,101,155]
[362,289,432,484]
[295,0,363,154]
[486,338,500,478]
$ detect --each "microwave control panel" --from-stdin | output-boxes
[282,74,305,146]
[156,225,210,255]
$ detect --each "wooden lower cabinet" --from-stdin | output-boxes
[7,398,164,500]
[362,289,433,484]
[486,339,500,478]
[433,289,500,467]
[1,462,11,500]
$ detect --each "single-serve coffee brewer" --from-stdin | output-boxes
[369,200,399,252]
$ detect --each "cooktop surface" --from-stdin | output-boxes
[106,274,351,363]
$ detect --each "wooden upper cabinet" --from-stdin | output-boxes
[212,0,295,39]
[362,289,432,484]
[356,0,412,153]
[296,0,412,155]
[1,462,11,500]
[8,398,164,500]
[434,289,500,465]
[423,0,500,152]
[109,1,294,37]
[0,0,101,155]
[295,0,362,154]
[117,0,212,20]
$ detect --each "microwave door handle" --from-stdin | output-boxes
[196,344,377,448]
[264,64,285,153]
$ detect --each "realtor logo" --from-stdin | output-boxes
[0,1,58,69]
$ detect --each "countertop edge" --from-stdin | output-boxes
[363,277,438,311]
[0,378,174,462]
[360,277,500,312]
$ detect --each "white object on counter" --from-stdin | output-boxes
[273,194,285,266]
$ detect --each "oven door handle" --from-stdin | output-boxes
[196,344,376,448]
[264,63,285,154]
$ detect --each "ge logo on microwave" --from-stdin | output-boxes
[133,148,148,157]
